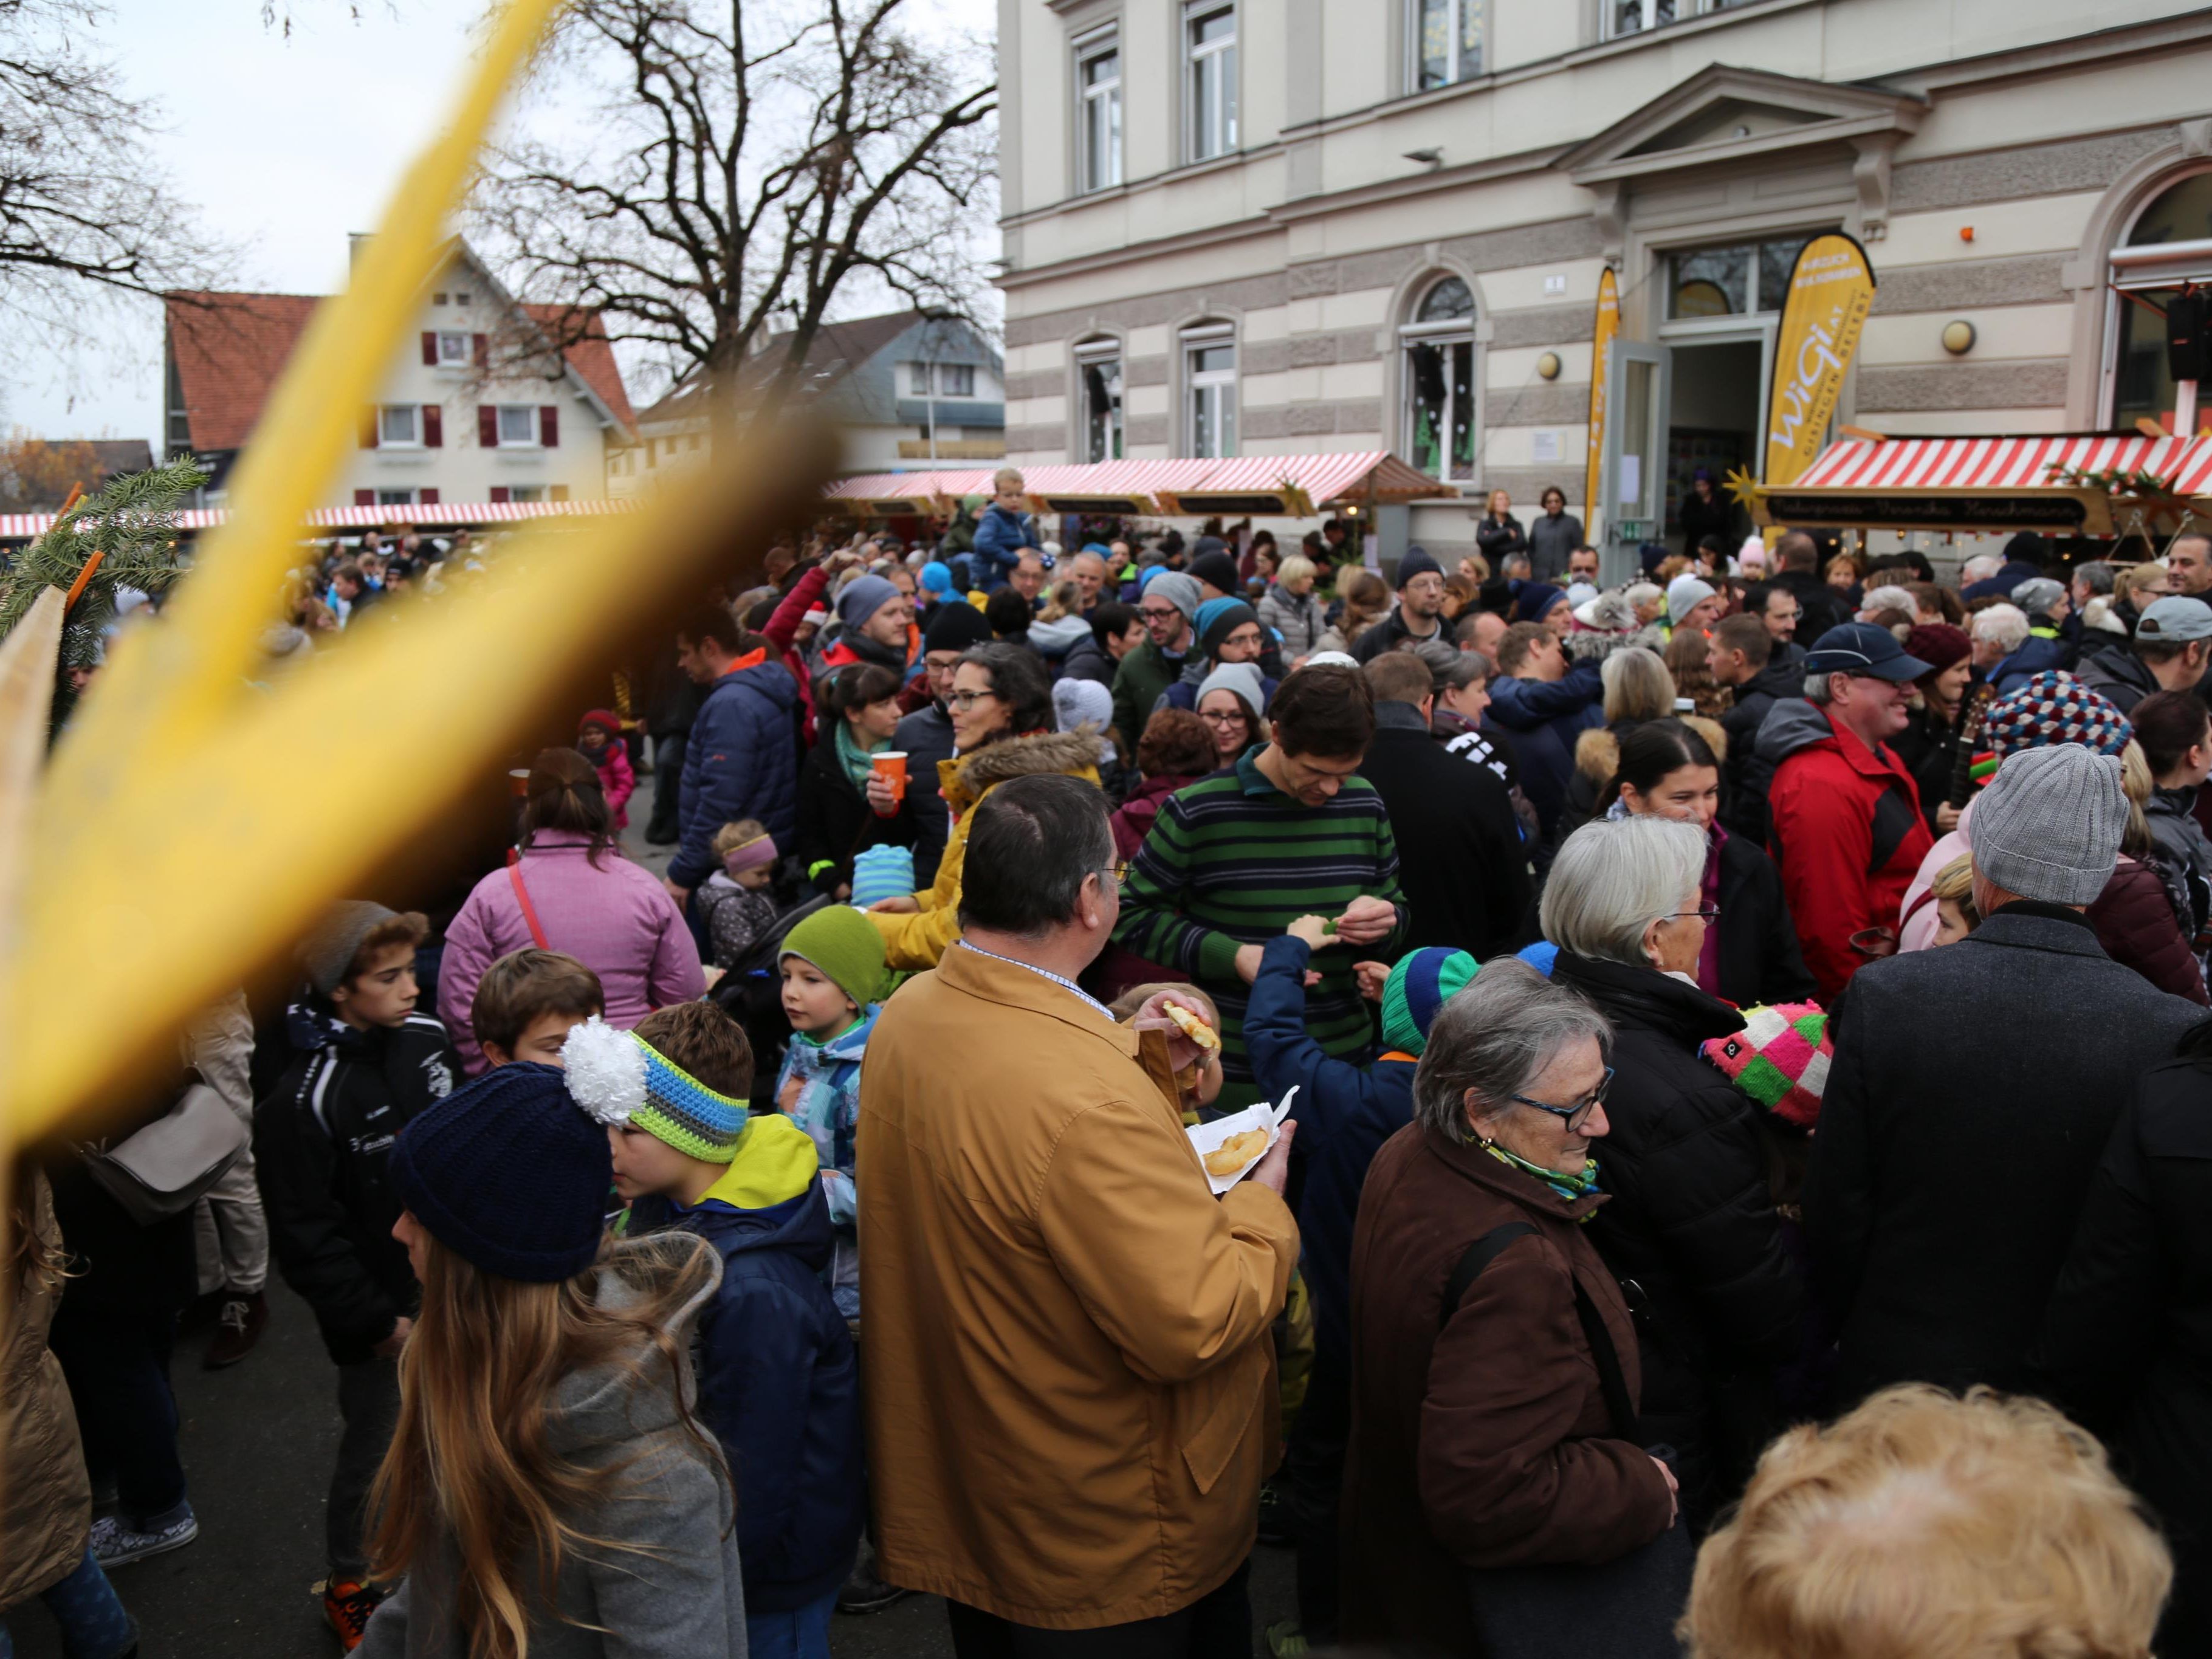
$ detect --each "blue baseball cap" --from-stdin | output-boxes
[1802,622,1931,682]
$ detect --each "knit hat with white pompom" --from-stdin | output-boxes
[563,1015,748,1164]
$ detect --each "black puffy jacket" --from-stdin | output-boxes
[1548,952,1805,1530]
[1718,654,1805,843]
[2036,1040,2212,1655]
[253,1004,461,1364]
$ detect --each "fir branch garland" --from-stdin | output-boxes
[0,455,209,667]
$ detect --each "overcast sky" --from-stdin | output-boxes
[11,0,995,444]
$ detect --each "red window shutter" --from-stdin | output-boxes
[550,484,571,503]
[354,488,375,506]
[419,487,439,506]
[473,333,489,369]
[478,405,498,447]
[422,404,443,448]
[420,331,436,366]
[539,405,559,447]
[360,407,379,448]
[489,486,510,504]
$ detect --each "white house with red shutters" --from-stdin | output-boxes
[163,238,634,512]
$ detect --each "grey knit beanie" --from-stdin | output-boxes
[300,901,400,997]
[1971,744,2123,906]
[1147,571,1203,623]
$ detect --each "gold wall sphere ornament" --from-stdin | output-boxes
[1941,320,1976,355]
[1536,351,1562,380]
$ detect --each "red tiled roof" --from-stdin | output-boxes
[164,289,635,452]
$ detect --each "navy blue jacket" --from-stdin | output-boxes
[670,658,801,889]
[970,503,1040,592]
[638,1177,864,1612]
[1242,935,1415,1365]
[1486,658,1604,835]
[1987,633,2070,698]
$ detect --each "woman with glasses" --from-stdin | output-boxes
[1341,960,1687,1656]
[1604,720,1814,1009]
[1192,662,1267,766]
[1540,814,1805,1537]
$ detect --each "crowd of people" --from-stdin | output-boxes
[9,470,2212,1659]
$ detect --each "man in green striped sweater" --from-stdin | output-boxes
[1115,664,1410,1107]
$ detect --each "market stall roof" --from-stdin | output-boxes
[819,452,1457,517]
[1751,433,2212,536]
[0,497,638,541]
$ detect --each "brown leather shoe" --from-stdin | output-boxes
[202,1291,267,1369]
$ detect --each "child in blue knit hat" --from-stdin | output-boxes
[566,1003,864,1659]
[771,907,887,1321]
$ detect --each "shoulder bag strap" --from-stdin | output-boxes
[1438,1221,1537,1330]
[505,848,552,950]
[1568,1276,1644,1446]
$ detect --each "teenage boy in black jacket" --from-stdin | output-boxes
[253,902,459,1649]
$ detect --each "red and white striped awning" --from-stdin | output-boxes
[1794,434,2207,492]
[819,452,1455,514]
[0,498,640,541]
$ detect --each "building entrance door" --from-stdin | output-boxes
[1666,334,1765,557]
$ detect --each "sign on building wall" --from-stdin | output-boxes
[1584,267,1620,538]
[1762,233,1877,490]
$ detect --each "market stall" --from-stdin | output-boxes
[0,496,640,544]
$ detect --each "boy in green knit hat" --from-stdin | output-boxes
[772,906,888,1321]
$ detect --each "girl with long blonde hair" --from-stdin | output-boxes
[358,1063,742,1659]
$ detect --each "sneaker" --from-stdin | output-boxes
[1265,1618,1311,1657]
[204,1291,269,1370]
[835,1565,912,1616]
[320,1579,385,1651]
[89,1508,199,1568]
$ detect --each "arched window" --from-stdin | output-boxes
[1400,276,1477,483]
[2107,171,2212,431]
[1074,337,1122,462]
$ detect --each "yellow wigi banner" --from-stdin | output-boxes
[1763,232,1877,489]
[1584,266,1620,532]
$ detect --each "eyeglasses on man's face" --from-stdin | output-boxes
[1510,1066,1615,1133]
[1669,905,1720,923]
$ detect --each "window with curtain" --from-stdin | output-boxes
[1412,0,1483,90]
[1077,342,1124,462]
[1400,277,1477,482]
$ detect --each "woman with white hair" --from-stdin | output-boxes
[1972,601,2065,696]
[1341,960,1686,1655]
[1542,815,1805,1535]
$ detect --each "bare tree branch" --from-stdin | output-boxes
[472,0,997,436]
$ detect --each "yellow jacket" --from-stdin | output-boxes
[868,727,1103,971]
[857,942,1298,1627]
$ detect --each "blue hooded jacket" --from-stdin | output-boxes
[1486,655,1604,834]
[970,501,1041,592]
[634,1113,864,1613]
[1987,633,2071,698]
[1242,933,1416,1365]
[670,656,801,889]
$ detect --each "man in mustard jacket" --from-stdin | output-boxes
[858,772,1300,1650]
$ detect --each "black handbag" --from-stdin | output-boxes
[1439,1221,1695,1658]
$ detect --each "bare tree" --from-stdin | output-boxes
[475,0,996,433]
[0,1,228,342]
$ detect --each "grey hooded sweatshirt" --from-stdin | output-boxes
[359,1235,747,1659]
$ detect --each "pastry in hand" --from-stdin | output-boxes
[1203,1128,1268,1176]
[1163,1000,1221,1053]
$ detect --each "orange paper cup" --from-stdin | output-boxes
[871,750,908,809]
[508,768,533,797]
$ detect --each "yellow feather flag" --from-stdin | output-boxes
[1761,232,1877,490]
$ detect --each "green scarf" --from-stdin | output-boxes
[833,717,888,794]
[1484,1140,1602,1214]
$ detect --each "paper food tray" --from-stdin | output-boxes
[1187,1086,1298,1195]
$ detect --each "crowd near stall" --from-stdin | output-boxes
[15,447,2212,1659]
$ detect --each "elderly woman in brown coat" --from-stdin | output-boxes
[2,1166,136,1655]
[1341,960,1681,1656]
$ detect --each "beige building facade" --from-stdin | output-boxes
[997,0,2212,566]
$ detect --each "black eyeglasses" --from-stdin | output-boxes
[1510,1066,1615,1133]
[1670,905,1721,922]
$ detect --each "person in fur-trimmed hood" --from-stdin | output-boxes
[865,642,1104,971]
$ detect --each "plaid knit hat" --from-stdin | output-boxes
[563,1016,748,1163]
[1700,1003,1831,1132]
[1974,670,2132,784]
[1379,947,1479,1056]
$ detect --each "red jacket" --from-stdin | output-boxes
[761,565,832,746]
[1764,702,1935,1001]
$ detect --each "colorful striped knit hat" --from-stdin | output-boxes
[1972,670,2131,784]
[1700,1003,1830,1132]
[562,1015,748,1163]
[1379,947,1480,1056]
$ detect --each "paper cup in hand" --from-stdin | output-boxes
[871,751,908,810]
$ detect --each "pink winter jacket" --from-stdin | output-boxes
[592,743,636,829]
[438,830,706,1074]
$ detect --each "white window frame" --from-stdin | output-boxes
[2100,168,2212,428]
[1399,283,1479,484]
[1183,3,1237,165]
[1606,0,1753,40]
[496,405,540,448]
[904,361,932,396]
[378,404,422,447]
[1076,338,1124,463]
[1408,0,1483,92]
[377,487,418,507]
[1076,26,1122,193]
[935,362,976,398]
[1183,322,1238,458]
[434,331,469,365]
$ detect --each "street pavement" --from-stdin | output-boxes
[10,764,1295,1657]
